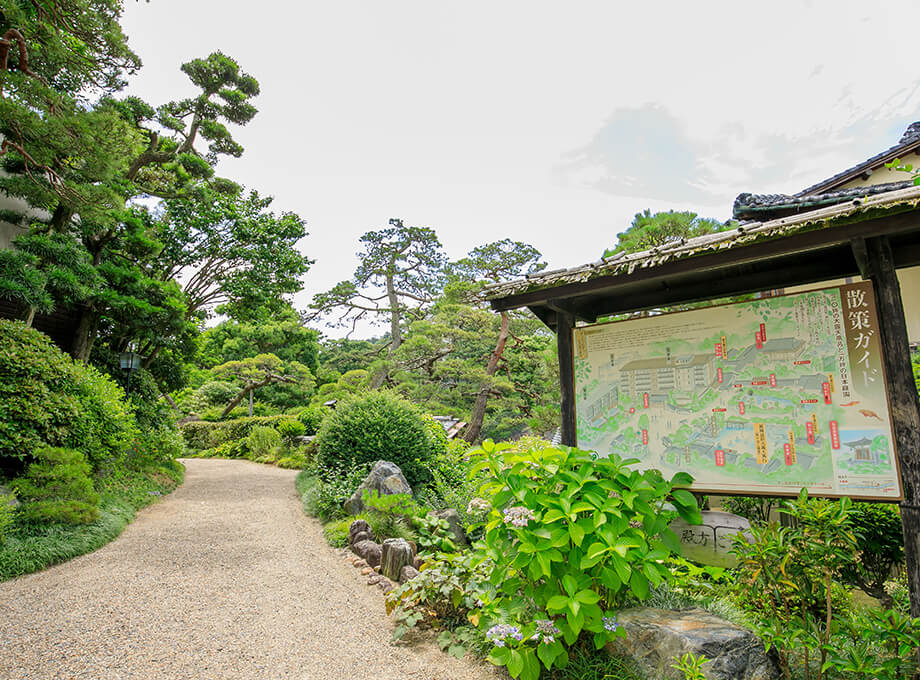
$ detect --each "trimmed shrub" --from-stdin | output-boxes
[0,488,15,543]
[247,426,282,460]
[296,405,326,435]
[316,391,435,488]
[180,415,288,450]
[841,501,904,602]
[12,447,100,524]
[277,418,306,440]
[0,320,137,469]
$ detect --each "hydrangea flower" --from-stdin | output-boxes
[502,506,536,527]
[486,623,523,646]
[534,619,560,644]
[466,497,490,514]
[603,616,619,632]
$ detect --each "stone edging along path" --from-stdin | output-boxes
[0,458,500,680]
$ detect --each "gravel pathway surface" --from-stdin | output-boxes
[0,459,502,680]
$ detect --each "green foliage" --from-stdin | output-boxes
[0,321,137,468]
[0,460,182,581]
[731,489,918,680]
[297,463,371,522]
[246,426,282,460]
[316,391,435,488]
[542,645,646,680]
[469,439,701,680]
[296,405,326,435]
[322,518,352,548]
[604,209,730,257]
[0,489,16,544]
[720,496,779,525]
[12,448,100,525]
[386,551,493,638]
[841,502,904,602]
[180,415,288,450]
[276,418,306,440]
[672,652,709,680]
[362,490,418,542]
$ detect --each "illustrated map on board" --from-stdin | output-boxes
[573,281,901,499]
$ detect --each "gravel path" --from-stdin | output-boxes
[0,459,501,680]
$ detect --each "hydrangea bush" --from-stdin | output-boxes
[468,439,701,680]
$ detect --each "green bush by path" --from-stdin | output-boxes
[296,405,326,435]
[315,391,435,488]
[247,426,282,460]
[181,415,289,450]
[0,460,183,581]
[12,447,100,524]
[0,320,137,470]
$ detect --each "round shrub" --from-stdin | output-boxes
[315,391,434,488]
[277,418,307,439]
[296,405,326,435]
[0,320,137,469]
[247,426,282,461]
[12,447,100,524]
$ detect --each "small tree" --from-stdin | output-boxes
[308,218,446,388]
[212,353,312,418]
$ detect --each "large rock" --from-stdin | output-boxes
[380,538,415,582]
[431,509,469,548]
[344,461,412,515]
[348,519,372,546]
[606,608,778,680]
[351,539,382,567]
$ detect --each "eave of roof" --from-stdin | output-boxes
[796,123,920,196]
[484,183,920,305]
[733,179,915,221]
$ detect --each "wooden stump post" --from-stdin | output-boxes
[867,236,920,617]
[557,310,577,446]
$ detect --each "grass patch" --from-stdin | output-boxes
[544,644,646,680]
[0,460,184,581]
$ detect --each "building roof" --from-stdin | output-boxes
[733,122,920,221]
[733,180,914,221]
[485,183,920,323]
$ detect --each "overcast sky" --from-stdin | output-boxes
[121,1,920,336]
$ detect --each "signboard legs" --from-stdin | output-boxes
[556,310,577,446]
[868,236,920,618]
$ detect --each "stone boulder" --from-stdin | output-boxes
[380,538,415,582]
[348,519,372,546]
[431,509,469,548]
[669,511,752,568]
[606,608,778,680]
[0,485,18,508]
[351,539,382,568]
[344,461,412,515]
[399,565,420,584]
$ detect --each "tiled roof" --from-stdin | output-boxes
[733,180,915,221]
[484,183,920,302]
[795,121,920,197]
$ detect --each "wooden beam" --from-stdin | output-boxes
[851,237,872,279]
[556,311,577,447]
[867,235,920,618]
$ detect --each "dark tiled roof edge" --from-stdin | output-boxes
[733,179,915,220]
[795,123,920,196]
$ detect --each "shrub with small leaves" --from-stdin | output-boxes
[12,447,100,524]
[246,426,282,461]
[316,391,435,488]
[276,418,306,440]
[296,405,326,435]
[0,488,16,543]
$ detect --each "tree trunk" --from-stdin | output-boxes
[70,307,99,362]
[369,269,401,390]
[248,388,253,417]
[22,306,35,327]
[464,311,510,443]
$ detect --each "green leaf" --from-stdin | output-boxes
[521,650,541,680]
[537,640,558,669]
[508,649,524,678]
[629,569,649,599]
[449,644,466,659]
[568,522,585,546]
[586,542,609,559]
[489,645,511,666]
[671,471,693,487]
[546,595,570,612]
[672,489,697,509]
[574,589,601,604]
[562,574,578,596]
[593,512,607,528]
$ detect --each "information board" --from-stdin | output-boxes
[573,281,901,499]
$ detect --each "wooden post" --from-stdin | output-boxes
[557,310,577,446]
[867,236,920,617]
